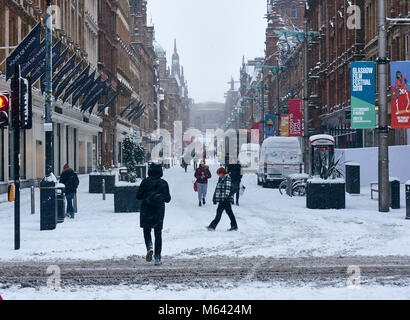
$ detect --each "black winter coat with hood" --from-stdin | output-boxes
[136,164,171,229]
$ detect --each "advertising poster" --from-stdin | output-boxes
[390,61,410,129]
[351,61,376,129]
[288,99,302,136]
[280,114,289,137]
[265,114,275,138]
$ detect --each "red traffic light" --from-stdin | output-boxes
[0,92,10,127]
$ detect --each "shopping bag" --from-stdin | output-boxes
[239,182,246,196]
[194,181,198,192]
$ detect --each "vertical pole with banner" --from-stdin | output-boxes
[377,0,389,212]
[303,21,310,175]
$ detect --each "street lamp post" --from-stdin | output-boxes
[303,21,310,175]
[377,0,390,212]
[44,0,53,175]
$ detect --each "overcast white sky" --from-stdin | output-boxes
[147,0,266,103]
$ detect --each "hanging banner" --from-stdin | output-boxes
[288,99,302,136]
[72,70,96,106]
[351,61,376,129]
[6,23,41,80]
[265,114,275,138]
[62,65,90,102]
[390,61,410,129]
[280,114,289,137]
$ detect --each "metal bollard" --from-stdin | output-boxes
[73,193,78,213]
[406,183,410,220]
[102,178,106,200]
[31,186,35,214]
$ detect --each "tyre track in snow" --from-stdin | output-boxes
[1,255,410,289]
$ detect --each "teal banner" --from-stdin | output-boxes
[351,62,376,129]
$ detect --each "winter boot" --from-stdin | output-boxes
[199,201,202,207]
[146,248,153,262]
[154,257,162,266]
[227,227,238,232]
[206,226,215,231]
[203,198,206,205]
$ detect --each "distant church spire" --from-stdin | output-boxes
[171,38,180,78]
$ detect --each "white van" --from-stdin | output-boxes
[257,137,303,188]
[238,143,260,173]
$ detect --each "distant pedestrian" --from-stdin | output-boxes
[207,167,238,231]
[181,158,188,173]
[137,163,171,266]
[59,164,79,219]
[194,160,212,206]
[227,160,243,206]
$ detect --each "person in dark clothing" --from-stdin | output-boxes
[194,160,212,206]
[136,163,171,266]
[227,160,242,205]
[181,158,188,173]
[207,167,238,231]
[59,164,79,218]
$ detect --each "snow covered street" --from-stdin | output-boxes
[1,164,410,298]
[1,164,409,261]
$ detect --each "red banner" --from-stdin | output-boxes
[391,62,410,129]
[288,99,302,136]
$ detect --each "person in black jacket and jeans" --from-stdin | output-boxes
[59,164,79,218]
[137,164,171,266]
[227,160,242,206]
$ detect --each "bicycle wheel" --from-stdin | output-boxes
[278,180,287,195]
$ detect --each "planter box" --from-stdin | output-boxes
[89,174,116,194]
[306,178,346,209]
[114,184,141,213]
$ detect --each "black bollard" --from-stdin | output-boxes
[390,179,400,209]
[40,178,57,231]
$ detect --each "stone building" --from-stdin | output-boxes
[190,102,225,133]
[364,0,410,146]
[154,39,191,135]
[0,0,102,194]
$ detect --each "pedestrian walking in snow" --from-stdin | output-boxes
[59,164,79,219]
[136,163,171,266]
[207,167,238,231]
[194,160,212,206]
[181,158,188,173]
[227,160,243,206]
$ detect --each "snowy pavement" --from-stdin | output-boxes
[0,164,409,261]
[1,164,410,299]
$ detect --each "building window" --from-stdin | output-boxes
[291,5,297,18]
[280,5,286,17]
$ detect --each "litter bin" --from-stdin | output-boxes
[390,178,400,209]
[40,179,57,231]
[56,186,66,223]
[345,163,360,194]
[406,182,410,219]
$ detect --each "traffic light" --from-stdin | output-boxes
[19,77,32,129]
[0,92,10,128]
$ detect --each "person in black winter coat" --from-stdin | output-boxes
[136,164,171,266]
[59,164,79,218]
[227,160,242,205]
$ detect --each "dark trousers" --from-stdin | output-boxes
[184,165,188,172]
[143,227,162,259]
[232,181,240,203]
[210,201,238,229]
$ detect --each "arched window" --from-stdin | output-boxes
[291,5,297,18]
[280,4,286,17]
